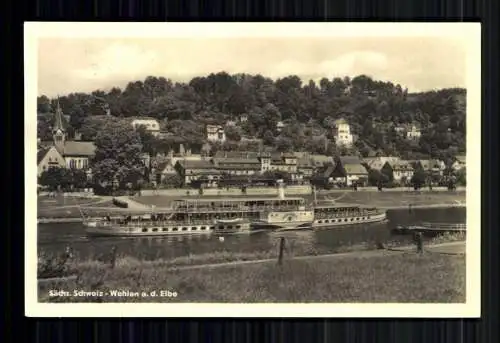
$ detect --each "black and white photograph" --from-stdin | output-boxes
[25,22,481,317]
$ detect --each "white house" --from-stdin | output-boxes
[333,118,353,147]
[390,161,415,183]
[206,125,226,142]
[406,125,421,141]
[451,155,466,171]
[131,118,161,136]
[277,121,286,132]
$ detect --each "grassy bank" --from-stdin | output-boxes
[38,250,465,303]
[132,191,466,208]
[333,191,465,208]
[38,195,116,218]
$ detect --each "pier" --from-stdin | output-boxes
[393,222,466,234]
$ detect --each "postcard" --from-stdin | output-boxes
[26,22,481,317]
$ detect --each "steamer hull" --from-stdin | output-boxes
[81,192,387,237]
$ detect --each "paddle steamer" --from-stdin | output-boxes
[83,185,387,237]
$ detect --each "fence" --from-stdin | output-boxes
[139,185,312,197]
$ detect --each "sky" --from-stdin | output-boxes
[37,35,467,97]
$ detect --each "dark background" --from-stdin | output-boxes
[5,0,498,342]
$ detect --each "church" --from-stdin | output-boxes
[37,101,96,176]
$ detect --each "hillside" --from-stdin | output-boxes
[37,73,466,161]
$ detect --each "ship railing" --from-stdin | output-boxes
[173,205,312,213]
[96,219,222,227]
[313,210,382,218]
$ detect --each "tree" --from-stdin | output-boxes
[92,121,144,189]
[70,169,89,189]
[380,163,394,185]
[455,168,466,186]
[37,75,465,161]
[368,169,383,187]
[411,169,427,190]
[225,126,242,142]
[162,174,183,188]
[136,126,158,156]
[263,130,275,146]
[39,167,67,191]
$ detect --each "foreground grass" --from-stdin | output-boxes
[39,250,465,303]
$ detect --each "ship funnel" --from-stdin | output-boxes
[278,182,285,199]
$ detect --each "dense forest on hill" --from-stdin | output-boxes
[37,72,466,162]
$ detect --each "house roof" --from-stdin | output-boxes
[343,163,368,175]
[37,147,51,164]
[455,155,466,163]
[214,151,260,159]
[339,156,362,165]
[177,160,215,170]
[214,157,261,165]
[334,118,348,125]
[218,164,261,171]
[310,155,334,166]
[282,152,296,159]
[61,141,96,157]
[323,164,336,178]
[366,160,386,170]
[130,116,159,122]
[156,160,174,172]
[297,157,314,168]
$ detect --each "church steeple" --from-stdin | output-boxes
[52,97,65,133]
[52,97,66,152]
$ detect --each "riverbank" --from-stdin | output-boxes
[36,202,466,224]
[38,241,465,303]
[36,191,466,221]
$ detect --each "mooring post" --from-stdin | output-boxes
[278,237,285,265]
[110,246,117,269]
[415,232,423,254]
[408,203,412,214]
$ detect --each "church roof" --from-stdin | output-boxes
[60,141,96,157]
[37,147,51,164]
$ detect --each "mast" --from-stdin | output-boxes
[313,185,317,205]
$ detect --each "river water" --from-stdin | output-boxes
[37,207,466,260]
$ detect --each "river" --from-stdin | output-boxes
[37,207,466,260]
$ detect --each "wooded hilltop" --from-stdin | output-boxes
[37,72,466,162]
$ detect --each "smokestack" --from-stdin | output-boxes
[278,182,285,200]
